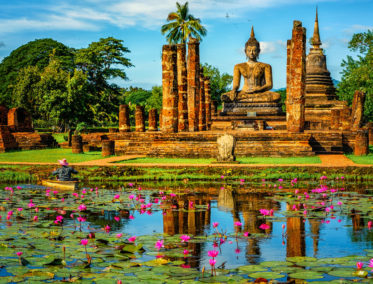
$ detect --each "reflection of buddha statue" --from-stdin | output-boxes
[221,27,280,104]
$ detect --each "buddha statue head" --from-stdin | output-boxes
[245,26,260,61]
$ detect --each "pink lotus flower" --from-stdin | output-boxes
[368,258,373,268]
[128,236,136,242]
[325,207,331,212]
[16,252,23,257]
[220,175,224,179]
[183,249,189,255]
[235,248,241,254]
[234,221,242,227]
[155,240,164,250]
[35,208,39,213]
[116,233,123,238]
[153,198,159,203]
[212,222,219,228]
[337,201,343,206]
[259,209,270,216]
[128,194,135,200]
[17,208,23,212]
[244,231,250,237]
[104,225,110,232]
[78,204,87,211]
[114,216,120,222]
[180,235,191,242]
[282,224,286,230]
[77,216,86,222]
[368,221,372,230]
[28,199,35,208]
[259,224,270,230]
[72,193,79,198]
[207,250,218,258]
[33,216,38,221]
[81,239,88,246]
[129,215,134,220]
[114,194,120,199]
[128,183,134,187]
[209,258,216,266]
[170,193,176,197]
[356,262,364,270]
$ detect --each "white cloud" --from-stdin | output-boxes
[344,24,373,35]
[0,0,337,34]
[260,40,286,55]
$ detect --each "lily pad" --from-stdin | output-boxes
[260,260,293,267]
[248,272,284,279]
[328,268,355,278]
[288,271,324,280]
[238,265,267,272]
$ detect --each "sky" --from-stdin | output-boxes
[0,0,372,90]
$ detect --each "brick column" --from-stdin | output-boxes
[198,70,206,131]
[177,44,188,132]
[102,140,115,157]
[351,90,366,130]
[187,38,200,132]
[354,129,369,156]
[286,21,306,133]
[148,109,158,131]
[72,135,83,154]
[119,104,130,132]
[162,45,178,133]
[204,77,211,130]
[135,105,145,132]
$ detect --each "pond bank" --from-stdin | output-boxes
[1,163,373,183]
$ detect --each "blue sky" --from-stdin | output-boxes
[0,0,372,90]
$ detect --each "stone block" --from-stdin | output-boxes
[354,129,369,156]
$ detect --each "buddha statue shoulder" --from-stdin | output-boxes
[221,27,280,103]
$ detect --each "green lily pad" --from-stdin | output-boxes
[288,271,324,280]
[271,266,303,273]
[310,266,334,273]
[238,265,267,272]
[352,270,368,278]
[287,256,317,262]
[260,260,293,267]
[249,272,284,279]
[328,268,355,278]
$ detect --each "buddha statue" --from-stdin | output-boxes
[221,27,280,104]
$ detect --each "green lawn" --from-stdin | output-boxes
[52,133,67,143]
[0,148,102,163]
[346,146,373,164]
[119,156,321,164]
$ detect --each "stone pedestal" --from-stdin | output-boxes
[198,72,206,131]
[286,21,306,133]
[148,109,158,131]
[119,104,130,132]
[216,134,236,162]
[72,135,83,154]
[102,140,115,157]
[204,78,212,130]
[162,45,178,133]
[351,91,366,130]
[135,105,145,132]
[354,130,369,156]
[177,44,188,132]
[187,38,200,132]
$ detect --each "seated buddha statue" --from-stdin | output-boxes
[221,27,280,103]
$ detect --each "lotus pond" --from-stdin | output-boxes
[0,176,373,283]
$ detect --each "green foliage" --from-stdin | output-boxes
[277,88,286,112]
[0,38,74,106]
[161,2,207,44]
[124,87,152,106]
[146,86,163,111]
[337,29,373,121]
[201,63,233,104]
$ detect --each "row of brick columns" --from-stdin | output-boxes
[162,39,212,133]
[118,104,159,133]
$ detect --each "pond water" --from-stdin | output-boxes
[0,177,372,283]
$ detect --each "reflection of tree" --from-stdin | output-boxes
[85,210,130,231]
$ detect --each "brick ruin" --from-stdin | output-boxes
[0,106,57,152]
[79,12,371,158]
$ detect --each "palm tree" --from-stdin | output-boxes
[161,2,207,44]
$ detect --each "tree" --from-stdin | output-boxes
[337,30,373,121]
[146,86,163,111]
[161,2,207,44]
[0,38,74,106]
[201,63,233,104]
[75,37,133,125]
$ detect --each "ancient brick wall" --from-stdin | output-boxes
[119,104,130,132]
[177,44,188,132]
[187,38,200,132]
[0,106,8,125]
[7,107,33,132]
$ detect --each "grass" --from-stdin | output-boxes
[52,133,67,143]
[345,146,373,164]
[0,148,103,163]
[117,156,322,164]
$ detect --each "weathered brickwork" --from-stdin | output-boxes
[354,130,369,156]
[177,44,188,132]
[119,104,130,132]
[204,78,212,130]
[286,21,306,133]
[102,140,115,157]
[7,107,33,132]
[187,38,200,132]
[72,135,84,154]
[135,105,145,132]
[162,45,178,133]
[148,109,158,131]
[198,71,206,131]
[351,91,366,130]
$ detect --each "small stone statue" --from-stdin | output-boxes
[221,26,280,103]
[217,134,236,162]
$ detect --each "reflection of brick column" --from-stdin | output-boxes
[198,71,206,131]
[286,216,305,257]
[119,104,130,132]
[286,21,306,133]
[204,77,211,130]
[135,105,145,132]
[177,44,188,132]
[354,129,369,156]
[148,109,158,131]
[187,38,200,132]
[162,45,178,133]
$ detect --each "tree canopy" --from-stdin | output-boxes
[161,2,207,44]
[202,63,233,104]
[337,29,373,121]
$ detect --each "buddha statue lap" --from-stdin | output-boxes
[221,27,282,116]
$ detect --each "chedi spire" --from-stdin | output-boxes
[312,7,321,48]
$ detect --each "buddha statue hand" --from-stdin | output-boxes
[221,90,238,102]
